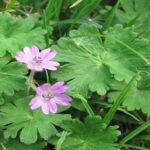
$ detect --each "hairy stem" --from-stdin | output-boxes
[75,94,95,117]
[26,71,37,90]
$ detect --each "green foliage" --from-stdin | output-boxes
[0,1,149,149]
[52,24,149,95]
[71,0,101,20]
[109,73,150,116]
[115,0,150,42]
[115,0,150,25]
[0,97,71,144]
[0,138,45,150]
[58,116,120,150]
[0,56,27,95]
[103,75,138,125]
[0,12,46,56]
[101,0,150,40]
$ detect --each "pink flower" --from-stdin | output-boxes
[29,82,72,114]
[16,45,60,71]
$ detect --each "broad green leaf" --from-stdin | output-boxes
[0,97,71,144]
[0,56,27,95]
[0,139,45,150]
[109,73,150,116]
[0,12,46,56]
[52,24,149,95]
[58,116,120,150]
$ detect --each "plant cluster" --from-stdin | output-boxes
[0,0,150,150]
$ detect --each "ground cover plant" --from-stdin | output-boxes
[0,0,150,149]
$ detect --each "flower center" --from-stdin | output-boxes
[32,57,42,66]
[42,91,54,100]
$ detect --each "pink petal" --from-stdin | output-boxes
[54,86,69,93]
[51,82,64,89]
[26,63,43,71]
[49,101,57,113]
[42,61,60,70]
[54,95,72,106]
[40,49,57,61]
[23,47,35,60]
[16,52,28,63]
[29,96,43,110]
[48,61,60,66]
[31,45,39,57]
[36,84,51,95]
[41,102,50,114]
[43,65,58,70]
[50,82,69,93]
[40,48,51,60]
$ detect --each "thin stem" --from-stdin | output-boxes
[0,143,7,150]
[75,94,95,117]
[26,71,37,90]
[45,69,50,83]
[119,119,150,148]
[56,131,68,150]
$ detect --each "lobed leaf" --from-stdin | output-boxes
[0,56,27,95]
[0,12,46,56]
[58,116,120,150]
[0,97,71,144]
[52,24,149,95]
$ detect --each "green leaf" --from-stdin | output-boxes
[52,24,112,95]
[52,24,149,95]
[58,116,120,150]
[0,139,45,150]
[0,97,71,144]
[0,12,46,56]
[0,56,27,96]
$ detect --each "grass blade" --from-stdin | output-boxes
[43,0,63,46]
[103,75,138,125]
[70,0,101,29]
[103,0,122,30]
[119,119,150,148]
